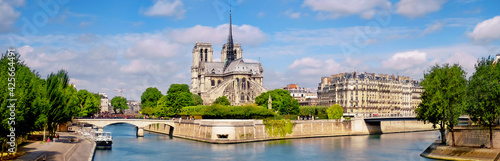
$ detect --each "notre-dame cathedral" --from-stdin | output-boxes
[190,11,267,105]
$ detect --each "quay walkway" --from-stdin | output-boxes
[15,132,95,161]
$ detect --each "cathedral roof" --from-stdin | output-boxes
[204,59,263,76]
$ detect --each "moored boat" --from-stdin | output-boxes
[94,131,112,149]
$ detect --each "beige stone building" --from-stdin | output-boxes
[317,72,422,117]
[190,12,267,105]
[282,84,318,106]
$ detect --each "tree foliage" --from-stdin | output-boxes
[76,90,100,116]
[327,104,344,121]
[255,89,299,115]
[140,87,163,110]
[154,84,195,117]
[416,64,467,145]
[192,94,203,106]
[213,96,230,106]
[0,49,97,156]
[111,96,128,114]
[467,56,500,148]
[0,50,47,154]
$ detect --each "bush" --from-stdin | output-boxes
[298,106,329,116]
[213,96,230,106]
[179,104,276,119]
[327,104,344,121]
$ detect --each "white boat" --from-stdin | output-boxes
[94,131,112,149]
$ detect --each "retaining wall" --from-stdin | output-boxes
[144,119,434,143]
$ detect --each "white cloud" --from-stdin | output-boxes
[17,45,33,55]
[285,9,301,19]
[302,0,391,19]
[288,57,364,76]
[125,39,181,58]
[421,22,443,36]
[468,16,500,42]
[120,59,148,74]
[142,0,186,19]
[0,0,24,32]
[169,24,267,46]
[382,50,427,70]
[396,0,447,18]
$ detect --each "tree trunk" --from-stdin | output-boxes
[43,126,46,141]
[451,127,455,146]
[490,124,493,149]
[440,122,446,144]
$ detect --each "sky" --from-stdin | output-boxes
[1,0,500,101]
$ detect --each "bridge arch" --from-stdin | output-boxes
[74,119,176,137]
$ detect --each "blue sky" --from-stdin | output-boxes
[1,0,500,100]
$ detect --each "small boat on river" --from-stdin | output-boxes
[94,131,112,149]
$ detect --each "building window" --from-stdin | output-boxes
[241,93,245,101]
[200,49,203,62]
[218,80,221,85]
[242,78,246,90]
[211,80,215,86]
[204,49,208,62]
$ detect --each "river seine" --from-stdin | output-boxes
[93,123,438,161]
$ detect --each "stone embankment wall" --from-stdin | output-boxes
[144,119,434,143]
[447,126,500,148]
[381,120,435,133]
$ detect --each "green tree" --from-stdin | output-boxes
[76,89,101,116]
[192,94,203,105]
[0,49,47,154]
[111,96,128,114]
[141,107,155,116]
[467,56,500,148]
[154,84,195,116]
[167,84,190,95]
[327,104,343,121]
[255,89,299,115]
[213,96,230,106]
[140,87,163,111]
[416,64,467,146]
[42,70,79,138]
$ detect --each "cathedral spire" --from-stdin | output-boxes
[227,9,233,46]
[225,8,236,68]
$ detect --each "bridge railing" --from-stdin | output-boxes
[74,117,172,120]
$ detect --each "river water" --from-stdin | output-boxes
[93,123,438,161]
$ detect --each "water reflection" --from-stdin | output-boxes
[94,124,439,161]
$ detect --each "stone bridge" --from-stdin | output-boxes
[74,119,176,137]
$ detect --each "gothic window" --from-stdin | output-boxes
[242,78,246,90]
[247,82,250,89]
[211,80,215,86]
[236,78,239,89]
[241,93,244,101]
[200,49,203,62]
[204,49,208,62]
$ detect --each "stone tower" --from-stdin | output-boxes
[191,43,214,94]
